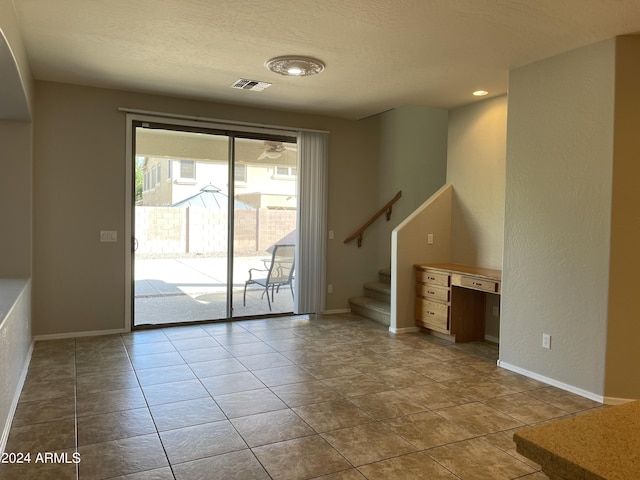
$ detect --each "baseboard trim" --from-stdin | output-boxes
[34,328,128,341]
[603,396,635,406]
[389,326,420,334]
[497,360,610,404]
[1,340,34,455]
[484,334,500,344]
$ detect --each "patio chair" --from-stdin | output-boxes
[243,244,295,311]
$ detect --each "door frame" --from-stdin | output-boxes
[124,113,298,331]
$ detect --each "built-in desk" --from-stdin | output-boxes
[514,401,637,479]
[414,263,501,342]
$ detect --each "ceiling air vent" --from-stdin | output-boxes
[231,79,272,91]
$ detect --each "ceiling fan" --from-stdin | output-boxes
[257,141,287,160]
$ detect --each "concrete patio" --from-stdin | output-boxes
[134,255,294,326]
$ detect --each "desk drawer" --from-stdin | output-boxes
[415,270,450,287]
[415,298,449,331]
[459,275,499,293]
[416,283,450,302]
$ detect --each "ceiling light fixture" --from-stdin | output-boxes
[473,90,489,96]
[266,56,325,77]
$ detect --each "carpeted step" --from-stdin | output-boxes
[363,281,391,303]
[348,296,390,326]
[378,267,391,284]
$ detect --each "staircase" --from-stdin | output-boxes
[348,267,391,326]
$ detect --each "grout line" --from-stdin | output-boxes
[73,338,79,480]
[121,333,178,480]
[15,315,600,479]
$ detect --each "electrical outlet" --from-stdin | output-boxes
[542,333,551,349]
[327,284,333,293]
[427,233,434,245]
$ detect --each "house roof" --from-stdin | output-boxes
[11,1,640,119]
[172,184,256,210]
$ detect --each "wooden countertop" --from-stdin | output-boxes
[414,263,501,281]
[513,401,640,480]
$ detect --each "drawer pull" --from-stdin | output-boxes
[427,311,435,316]
[416,270,450,287]
[460,275,498,293]
[427,290,435,295]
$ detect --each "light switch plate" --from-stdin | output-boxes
[100,231,118,242]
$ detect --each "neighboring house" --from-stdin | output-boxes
[137,134,297,209]
[134,137,299,255]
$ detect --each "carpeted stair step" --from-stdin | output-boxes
[378,267,391,284]
[348,296,390,326]
[363,281,391,303]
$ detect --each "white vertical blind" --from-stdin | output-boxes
[295,131,328,314]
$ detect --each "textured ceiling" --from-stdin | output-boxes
[12,0,640,119]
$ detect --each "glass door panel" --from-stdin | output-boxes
[133,125,230,326]
[232,137,297,317]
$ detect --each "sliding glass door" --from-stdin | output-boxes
[231,137,297,317]
[131,121,297,327]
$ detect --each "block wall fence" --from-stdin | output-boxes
[135,207,296,254]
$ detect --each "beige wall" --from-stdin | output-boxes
[32,81,382,334]
[0,121,32,277]
[605,36,640,400]
[326,114,381,308]
[0,2,33,277]
[368,106,449,273]
[0,0,33,118]
[501,39,616,398]
[446,95,507,341]
[447,96,506,269]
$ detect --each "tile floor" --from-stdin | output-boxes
[1,313,604,480]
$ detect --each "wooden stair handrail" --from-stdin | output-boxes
[344,191,402,247]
